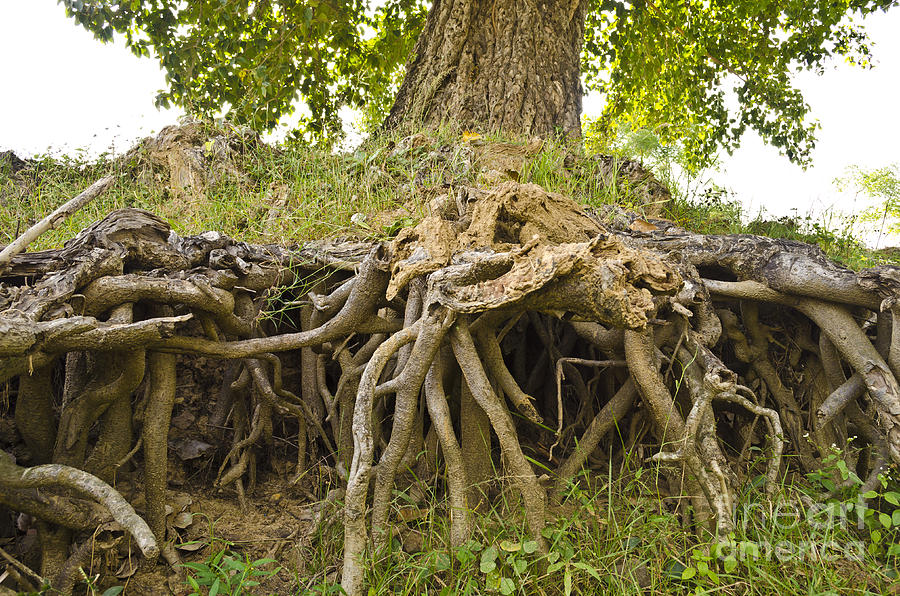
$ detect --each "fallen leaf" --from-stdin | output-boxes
[115,558,139,579]
[171,437,214,461]
[172,511,194,529]
[176,541,205,552]
[629,218,658,233]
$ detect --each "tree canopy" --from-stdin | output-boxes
[62,0,897,165]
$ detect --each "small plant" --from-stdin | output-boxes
[179,517,281,596]
[78,568,124,596]
[835,163,900,249]
[180,550,280,596]
[806,453,900,561]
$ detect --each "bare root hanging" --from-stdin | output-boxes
[1,180,900,594]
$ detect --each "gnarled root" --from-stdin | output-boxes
[5,197,900,592]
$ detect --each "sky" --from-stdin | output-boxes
[1,2,899,238]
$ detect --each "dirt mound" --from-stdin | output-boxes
[0,151,31,177]
[122,118,261,197]
[388,181,679,327]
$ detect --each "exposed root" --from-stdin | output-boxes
[0,454,157,559]
[423,355,471,547]
[450,317,548,553]
[371,307,453,547]
[2,186,900,591]
[142,349,176,549]
[342,320,421,596]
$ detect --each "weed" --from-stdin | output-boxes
[178,516,281,596]
[78,568,124,596]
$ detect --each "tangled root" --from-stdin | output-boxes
[1,181,899,594]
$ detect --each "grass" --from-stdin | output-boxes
[3,122,897,270]
[63,457,899,595]
[265,451,898,595]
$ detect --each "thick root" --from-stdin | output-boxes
[3,192,900,591]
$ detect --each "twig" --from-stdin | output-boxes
[551,358,626,459]
[114,438,143,472]
[0,544,44,592]
[0,176,115,272]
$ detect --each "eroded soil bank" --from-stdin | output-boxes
[1,127,898,594]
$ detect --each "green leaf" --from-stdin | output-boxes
[723,556,738,573]
[499,577,515,595]
[886,492,900,506]
[456,548,475,565]
[209,578,220,596]
[863,490,879,499]
[101,588,125,596]
[480,548,497,575]
[547,561,565,574]
[682,567,697,580]
[573,561,602,581]
[564,567,572,596]
[836,459,850,480]
[880,512,893,528]
[739,541,760,558]
[482,545,498,563]
[522,540,538,554]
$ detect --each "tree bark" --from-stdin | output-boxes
[384,0,586,137]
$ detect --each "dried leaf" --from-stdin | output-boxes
[629,218,658,233]
[171,437,214,460]
[115,558,139,579]
[172,511,194,529]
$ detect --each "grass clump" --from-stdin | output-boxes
[280,454,898,595]
[4,121,893,270]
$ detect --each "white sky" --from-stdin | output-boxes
[1,1,899,236]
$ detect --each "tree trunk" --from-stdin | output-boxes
[384,0,586,137]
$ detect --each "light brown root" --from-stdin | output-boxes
[372,308,453,548]
[475,327,542,423]
[707,279,900,464]
[623,327,734,534]
[423,355,471,547]
[142,349,177,551]
[554,380,636,497]
[342,320,422,596]
[0,454,157,559]
[450,317,548,554]
[15,362,57,464]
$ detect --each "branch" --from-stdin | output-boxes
[0,176,115,272]
[1,456,157,559]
